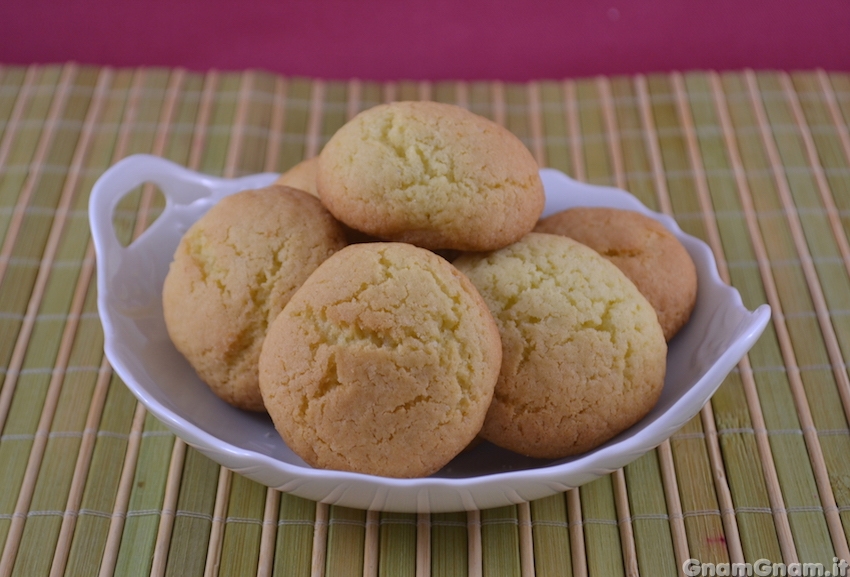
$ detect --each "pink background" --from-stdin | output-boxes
[2,0,849,80]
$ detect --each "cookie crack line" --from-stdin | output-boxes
[389,394,434,415]
[312,355,342,401]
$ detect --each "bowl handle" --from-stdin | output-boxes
[88,154,224,261]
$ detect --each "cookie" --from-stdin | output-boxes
[316,101,545,251]
[162,185,348,412]
[258,242,502,478]
[276,156,380,245]
[453,233,667,459]
[274,157,319,197]
[535,207,697,340]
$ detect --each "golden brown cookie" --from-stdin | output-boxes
[275,157,378,245]
[316,101,545,251]
[258,242,502,478]
[453,233,667,459]
[162,185,347,412]
[535,207,697,340]
[274,157,319,197]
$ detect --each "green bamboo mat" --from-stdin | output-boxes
[0,63,849,577]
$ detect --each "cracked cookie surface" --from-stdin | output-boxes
[162,185,347,412]
[316,101,545,251]
[258,242,502,478]
[535,207,697,341]
[453,233,667,459]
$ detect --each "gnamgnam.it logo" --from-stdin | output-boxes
[682,558,849,576]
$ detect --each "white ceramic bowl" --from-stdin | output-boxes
[90,154,771,513]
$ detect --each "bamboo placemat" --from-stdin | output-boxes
[0,63,849,576]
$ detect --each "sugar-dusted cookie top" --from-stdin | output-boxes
[162,185,347,412]
[454,233,667,459]
[317,101,545,251]
[258,242,502,478]
[535,207,697,341]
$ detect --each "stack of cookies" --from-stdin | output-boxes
[162,101,697,478]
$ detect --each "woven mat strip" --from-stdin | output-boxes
[0,66,54,287]
[0,66,849,576]
[0,67,77,444]
[782,73,850,440]
[764,71,850,558]
[0,68,37,222]
[623,452,680,575]
[742,71,847,564]
[691,67,796,558]
[675,72,751,565]
[49,70,137,574]
[3,65,113,577]
[163,445,220,576]
[0,65,92,575]
[692,71,793,562]
[720,72,839,564]
[652,75,744,563]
